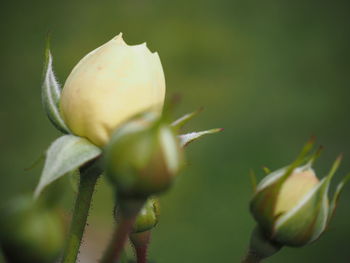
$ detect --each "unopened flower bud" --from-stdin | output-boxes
[60,33,165,147]
[250,142,348,248]
[132,198,160,233]
[0,196,65,263]
[274,168,319,216]
[105,116,184,198]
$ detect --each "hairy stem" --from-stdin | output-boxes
[101,198,145,263]
[61,161,101,263]
[130,231,151,263]
[101,216,137,263]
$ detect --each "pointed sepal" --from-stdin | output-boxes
[328,172,350,223]
[262,166,271,175]
[249,169,258,193]
[171,108,203,130]
[41,36,69,133]
[178,128,223,148]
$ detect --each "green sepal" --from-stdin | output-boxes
[262,166,271,175]
[328,172,350,224]
[179,128,223,147]
[34,135,101,198]
[272,156,342,246]
[249,169,257,193]
[250,139,315,232]
[250,167,288,232]
[171,108,203,130]
[42,36,69,133]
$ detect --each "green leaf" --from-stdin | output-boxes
[178,128,223,147]
[34,135,101,198]
[41,37,69,133]
[171,108,203,130]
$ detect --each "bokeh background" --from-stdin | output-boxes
[1,0,349,262]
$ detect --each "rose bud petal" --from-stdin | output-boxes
[60,33,165,147]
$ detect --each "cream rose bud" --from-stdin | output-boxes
[60,33,166,147]
[274,169,319,216]
[249,141,348,248]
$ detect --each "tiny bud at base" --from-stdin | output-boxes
[132,198,159,233]
[117,197,146,219]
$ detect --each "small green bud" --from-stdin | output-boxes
[250,142,348,248]
[0,196,65,263]
[132,198,160,233]
[105,116,184,198]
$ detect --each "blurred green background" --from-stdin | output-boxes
[1,0,349,262]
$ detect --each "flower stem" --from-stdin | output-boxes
[61,161,101,263]
[101,198,145,263]
[242,252,263,263]
[135,244,148,263]
[130,231,151,263]
[242,227,282,263]
[101,216,136,263]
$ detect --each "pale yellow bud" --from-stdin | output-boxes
[274,169,319,216]
[250,142,347,248]
[60,33,166,147]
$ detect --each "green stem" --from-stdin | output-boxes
[101,198,145,263]
[61,161,101,263]
[242,227,282,263]
[101,216,137,263]
[130,231,151,263]
[242,252,263,263]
